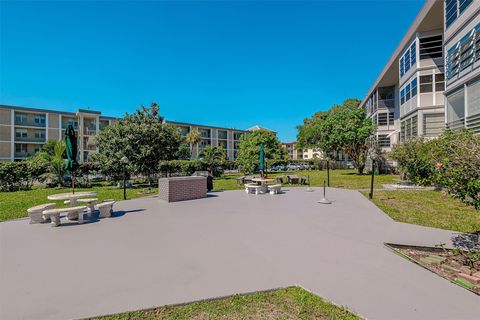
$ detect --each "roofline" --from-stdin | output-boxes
[0,104,114,119]
[360,0,437,106]
[164,120,248,132]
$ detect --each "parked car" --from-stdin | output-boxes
[269,164,286,172]
[286,164,301,171]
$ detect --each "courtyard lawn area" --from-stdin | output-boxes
[214,169,399,191]
[365,190,480,234]
[90,287,359,320]
[0,184,155,222]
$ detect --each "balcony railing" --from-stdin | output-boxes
[466,113,480,134]
[85,144,97,151]
[62,123,79,129]
[14,120,46,128]
[14,152,32,158]
[14,137,46,143]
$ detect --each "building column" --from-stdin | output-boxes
[10,109,14,161]
[45,113,49,140]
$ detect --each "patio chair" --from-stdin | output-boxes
[27,203,56,224]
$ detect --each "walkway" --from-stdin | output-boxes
[1,188,479,319]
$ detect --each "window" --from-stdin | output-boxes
[400,40,417,77]
[15,144,27,153]
[179,126,189,137]
[435,74,445,91]
[420,75,433,93]
[389,112,394,124]
[401,116,418,141]
[378,135,390,148]
[15,129,27,138]
[411,78,418,97]
[34,130,45,139]
[15,113,27,123]
[378,113,388,126]
[400,77,417,105]
[446,0,473,28]
[419,35,443,60]
[218,130,228,140]
[234,132,243,140]
[200,129,210,138]
[34,114,46,125]
[447,24,480,79]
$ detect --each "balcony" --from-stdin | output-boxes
[84,128,97,136]
[446,118,465,131]
[14,137,46,143]
[378,99,395,109]
[62,122,79,129]
[14,120,45,128]
[14,152,30,158]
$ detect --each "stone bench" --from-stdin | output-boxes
[42,206,87,227]
[27,203,56,224]
[268,184,282,195]
[245,183,263,195]
[96,201,115,218]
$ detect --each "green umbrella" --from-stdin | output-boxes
[64,124,79,194]
[259,143,265,177]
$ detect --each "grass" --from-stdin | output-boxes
[213,169,399,191]
[0,184,156,222]
[90,286,359,320]
[364,190,480,234]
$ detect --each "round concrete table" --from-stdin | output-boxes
[251,178,275,193]
[47,191,98,207]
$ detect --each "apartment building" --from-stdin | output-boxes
[0,105,261,162]
[444,0,480,132]
[0,105,115,162]
[281,142,302,160]
[166,121,248,160]
[361,0,449,152]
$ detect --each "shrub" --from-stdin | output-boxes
[0,157,48,191]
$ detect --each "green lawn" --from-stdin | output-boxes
[90,287,359,320]
[0,184,155,222]
[364,190,480,234]
[214,169,399,191]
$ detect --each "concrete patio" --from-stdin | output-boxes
[1,187,479,320]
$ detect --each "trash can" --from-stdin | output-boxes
[192,171,214,191]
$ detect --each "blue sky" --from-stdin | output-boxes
[0,0,424,141]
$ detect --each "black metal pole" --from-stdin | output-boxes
[369,159,375,199]
[123,165,127,200]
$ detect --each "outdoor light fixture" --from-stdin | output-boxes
[120,156,129,200]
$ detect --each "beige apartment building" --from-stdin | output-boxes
[281,142,302,160]
[0,104,260,162]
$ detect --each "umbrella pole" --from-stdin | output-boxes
[72,170,75,194]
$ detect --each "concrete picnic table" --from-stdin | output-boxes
[47,191,98,207]
[251,178,276,193]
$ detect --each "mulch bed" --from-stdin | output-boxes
[386,243,480,295]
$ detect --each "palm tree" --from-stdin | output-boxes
[199,146,226,175]
[185,128,202,157]
[37,140,66,186]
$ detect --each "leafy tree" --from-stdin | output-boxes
[199,145,226,176]
[236,130,285,174]
[35,140,67,186]
[297,98,374,174]
[176,143,192,160]
[94,102,183,186]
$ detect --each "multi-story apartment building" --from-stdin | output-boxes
[281,142,302,160]
[444,0,480,133]
[361,0,448,152]
[0,105,116,162]
[167,121,248,160]
[0,104,264,162]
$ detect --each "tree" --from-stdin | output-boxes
[176,143,192,160]
[35,140,67,186]
[199,145,226,176]
[94,102,183,186]
[185,128,202,156]
[236,130,285,174]
[297,98,374,174]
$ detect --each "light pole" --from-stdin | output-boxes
[120,156,129,200]
[369,149,378,199]
[326,155,330,187]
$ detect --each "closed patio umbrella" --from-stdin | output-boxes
[259,143,265,177]
[64,124,79,194]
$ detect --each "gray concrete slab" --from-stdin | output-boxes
[1,187,479,320]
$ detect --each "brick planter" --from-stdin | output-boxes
[158,176,207,202]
